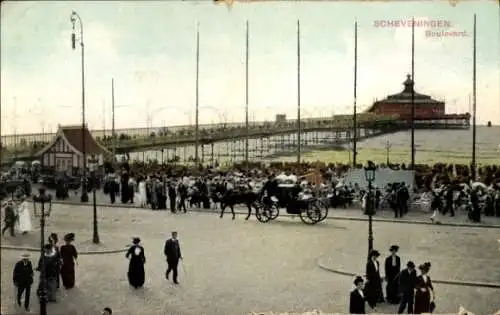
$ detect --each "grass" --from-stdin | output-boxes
[267,148,500,165]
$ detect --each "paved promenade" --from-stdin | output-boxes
[50,188,500,228]
[1,204,499,315]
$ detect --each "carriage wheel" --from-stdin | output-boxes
[318,200,329,221]
[300,203,321,225]
[266,204,280,220]
[318,204,329,222]
[255,205,271,223]
[299,206,317,225]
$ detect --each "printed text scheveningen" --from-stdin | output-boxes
[374,19,452,28]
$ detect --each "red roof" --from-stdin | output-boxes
[61,126,110,155]
[35,125,111,157]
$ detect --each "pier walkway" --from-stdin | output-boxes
[104,114,401,153]
[2,114,402,159]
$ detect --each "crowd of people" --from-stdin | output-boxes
[74,160,500,224]
[3,159,499,314]
[350,246,435,314]
[11,232,78,312]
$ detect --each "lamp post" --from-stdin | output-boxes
[70,11,88,202]
[89,155,100,244]
[33,188,52,315]
[364,162,376,258]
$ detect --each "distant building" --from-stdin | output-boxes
[367,74,446,118]
[34,125,112,172]
[275,114,287,123]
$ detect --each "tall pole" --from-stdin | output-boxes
[71,11,88,202]
[90,157,100,244]
[111,78,116,157]
[13,97,17,159]
[367,180,373,256]
[194,22,200,164]
[410,16,416,169]
[352,21,358,167]
[39,199,47,315]
[472,14,477,180]
[244,20,250,165]
[297,20,301,163]
[385,140,392,165]
[102,100,106,134]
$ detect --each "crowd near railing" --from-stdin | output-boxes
[116,159,499,189]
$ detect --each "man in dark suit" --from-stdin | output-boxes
[164,231,182,284]
[13,253,34,311]
[396,184,409,218]
[168,183,177,213]
[443,185,455,217]
[2,201,17,237]
[398,261,417,314]
[349,275,366,314]
[384,245,401,304]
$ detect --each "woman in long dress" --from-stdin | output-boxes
[364,250,384,311]
[48,233,61,289]
[60,233,78,289]
[414,262,434,314]
[126,237,146,289]
[37,244,59,302]
[138,177,147,207]
[17,197,32,235]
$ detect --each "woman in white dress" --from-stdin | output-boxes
[17,197,33,235]
[137,178,147,207]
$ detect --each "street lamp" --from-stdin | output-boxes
[89,155,100,244]
[364,161,376,258]
[70,11,88,202]
[32,188,52,315]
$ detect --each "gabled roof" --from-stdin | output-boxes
[34,125,112,157]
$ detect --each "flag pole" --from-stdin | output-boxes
[297,20,301,163]
[410,17,416,169]
[352,21,358,167]
[471,14,477,180]
[194,22,200,165]
[244,20,250,165]
[111,78,116,158]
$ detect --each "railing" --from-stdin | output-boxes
[106,114,400,152]
[1,114,400,158]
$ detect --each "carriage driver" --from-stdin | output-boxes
[262,175,278,206]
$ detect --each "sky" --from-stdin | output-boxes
[1,0,499,135]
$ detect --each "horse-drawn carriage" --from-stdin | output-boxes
[254,174,328,225]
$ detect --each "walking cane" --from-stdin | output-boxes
[180,259,188,276]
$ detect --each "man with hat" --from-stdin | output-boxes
[2,200,18,237]
[397,261,417,314]
[164,231,182,284]
[384,245,401,304]
[13,253,34,311]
